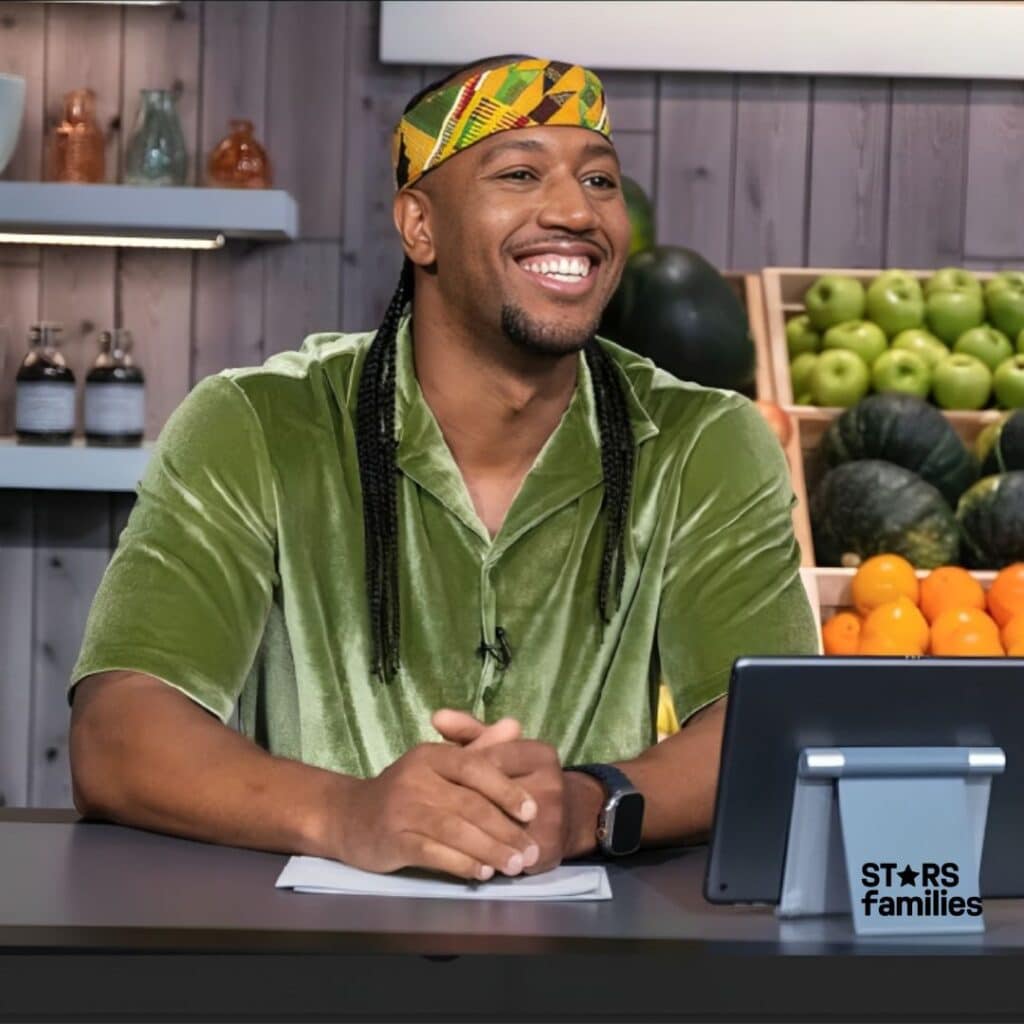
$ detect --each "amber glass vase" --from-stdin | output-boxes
[206,118,272,189]
[48,88,105,183]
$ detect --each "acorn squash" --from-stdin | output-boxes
[820,394,976,504]
[980,411,1024,476]
[811,460,960,568]
[956,472,1024,569]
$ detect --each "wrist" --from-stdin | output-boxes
[563,768,606,859]
[298,768,364,860]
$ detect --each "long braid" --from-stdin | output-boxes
[356,54,638,681]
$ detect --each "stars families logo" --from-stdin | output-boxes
[860,862,983,918]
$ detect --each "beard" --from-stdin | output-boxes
[500,303,600,357]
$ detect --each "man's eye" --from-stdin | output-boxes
[500,169,536,181]
[585,174,616,189]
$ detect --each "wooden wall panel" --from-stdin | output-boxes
[599,71,656,133]
[266,1,348,239]
[963,83,1024,261]
[655,75,735,267]
[0,2,45,183]
[886,81,970,268]
[0,491,33,808]
[807,78,889,268]
[263,242,343,357]
[613,131,655,201]
[730,75,811,269]
[339,1,422,332]
[30,492,110,808]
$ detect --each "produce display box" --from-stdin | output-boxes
[799,566,997,655]
[761,265,1008,433]
[723,272,816,566]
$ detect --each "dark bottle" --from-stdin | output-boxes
[84,329,146,447]
[15,323,75,445]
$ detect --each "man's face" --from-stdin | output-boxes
[415,125,631,357]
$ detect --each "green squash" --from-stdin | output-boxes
[811,460,960,568]
[599,246,755,391]
[956,472,1024,569]
[820,394,977,505]
[980,411,1024,476]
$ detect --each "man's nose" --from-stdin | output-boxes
[536,174,600,233]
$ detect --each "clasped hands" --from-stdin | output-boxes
[334,708,603,882]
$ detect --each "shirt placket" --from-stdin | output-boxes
[472,551,502,719]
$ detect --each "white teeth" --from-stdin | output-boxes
[519,255,592,280]
[559,257,570,274]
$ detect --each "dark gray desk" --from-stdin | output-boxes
[3,809,1024,1022]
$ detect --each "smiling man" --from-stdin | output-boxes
[67,56,817,882]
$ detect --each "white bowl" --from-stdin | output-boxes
[0,74,26,175]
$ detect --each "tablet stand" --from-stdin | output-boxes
[777,746,1005,936]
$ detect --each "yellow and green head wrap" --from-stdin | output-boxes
[392,57,612,191]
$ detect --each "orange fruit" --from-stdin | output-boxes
[919,566,986,624]
[859,597,929,655]
[1001,613,1024,653]
[932,625,1005,658]
[987,563,1024,628]
[851,554,919,617]
[822,611,861,655]
[931,607,1002,655]
[1008,641,1024,658]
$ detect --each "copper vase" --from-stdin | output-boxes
[48,88,105,184]
[206,118,272,189]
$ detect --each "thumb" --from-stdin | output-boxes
[432,708,522,749]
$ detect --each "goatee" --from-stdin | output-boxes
[501,304,599,357]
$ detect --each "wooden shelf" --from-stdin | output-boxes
[0,182,298,242]
[0,438,152,491]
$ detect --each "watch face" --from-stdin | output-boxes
[609,791,645,854]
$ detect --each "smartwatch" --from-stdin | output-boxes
[566,763,645,856]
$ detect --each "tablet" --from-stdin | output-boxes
[704,656,1024,904]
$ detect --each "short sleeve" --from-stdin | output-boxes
[68,375,279,723]
[657,397,818,723]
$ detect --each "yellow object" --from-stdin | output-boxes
[931,607,1002,655]
[919,565,985,624]
[859,597,929,655]
[657,683,680,738]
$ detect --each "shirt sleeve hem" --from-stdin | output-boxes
[68,657,236,725]
[674,665,731,726]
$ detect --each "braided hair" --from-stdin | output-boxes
[357,60,636,682]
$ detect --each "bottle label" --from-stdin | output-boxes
[85,382,146,435]
[16,381,75,433]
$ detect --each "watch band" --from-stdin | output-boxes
[566,763,635,794]
[565,763,644,856]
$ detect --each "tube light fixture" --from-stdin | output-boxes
[0,232,225,250]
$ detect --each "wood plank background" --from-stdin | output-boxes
[0,0,1021,807]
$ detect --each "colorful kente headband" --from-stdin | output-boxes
[392,58,612,191]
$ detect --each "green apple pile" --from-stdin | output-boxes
[787,269,1024,410]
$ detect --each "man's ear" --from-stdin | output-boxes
[394,188,436,267]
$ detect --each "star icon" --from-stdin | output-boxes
[897,864,919,887]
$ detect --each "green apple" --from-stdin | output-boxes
[953,325,1014,372]
[795,393,814,405]
[891,328,949,370]
[822,319,888,367]
[790,352,819,399]
[985,272,1024,339]
[993,355,1024,409]
[804,275,866,331]
[925,289,986,345]
[932,353,992,410]
[871,349,931,399]
[785,314,821,358]
[865,269,925,337]
[925,267,982,299]
[809,348,870,408]
[1019,328,1024,355]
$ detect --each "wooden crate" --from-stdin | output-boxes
[761,265,1008,434]
[800,566,998,654]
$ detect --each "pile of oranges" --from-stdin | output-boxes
[822,557,1024,657]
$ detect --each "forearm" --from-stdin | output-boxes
[564,697,727,857]
[70,672,355,858]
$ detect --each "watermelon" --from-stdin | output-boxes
[599,246,755,391]
[622,176,655,256]
[956,472,1024,569]
[811,460,960,568]
[820,394,977,504]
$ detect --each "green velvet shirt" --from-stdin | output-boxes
[69,314,818,778]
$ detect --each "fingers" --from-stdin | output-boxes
[406,802,538,878]
[431,709,522,749]
[482,738,562,779]
[437,745,538,824]
[398,833,497,883]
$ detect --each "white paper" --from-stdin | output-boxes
[275,856,612,901]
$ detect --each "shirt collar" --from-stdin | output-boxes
[391,313,658,552]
